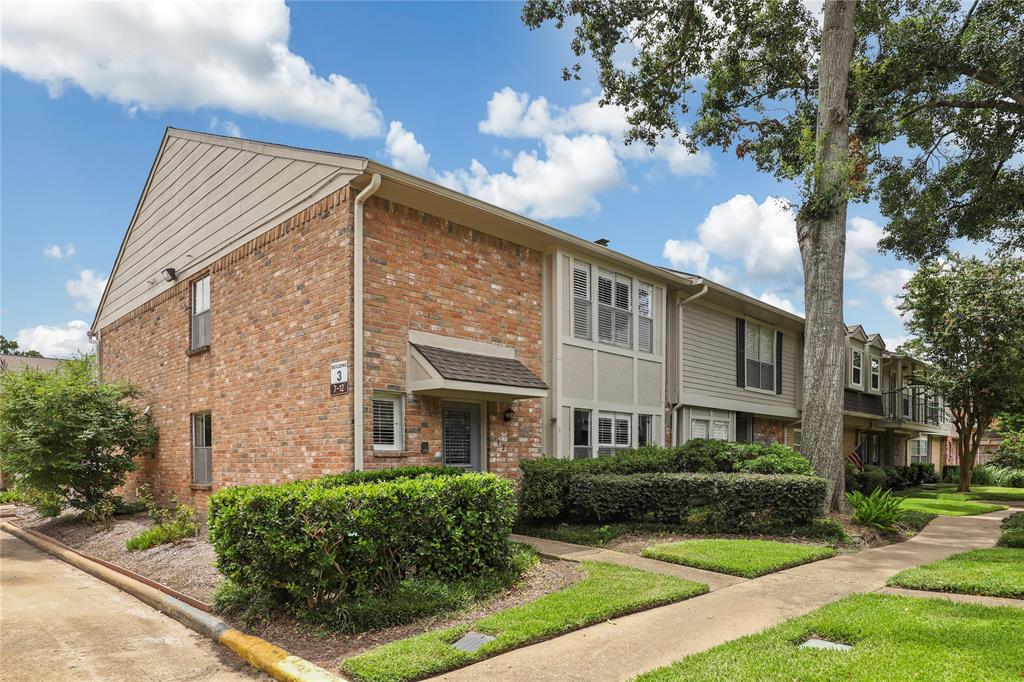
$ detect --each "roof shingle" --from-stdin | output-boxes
[412,344,547,390]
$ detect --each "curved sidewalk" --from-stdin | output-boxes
[439,510,1013,682]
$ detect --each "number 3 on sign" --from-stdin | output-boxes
[330,360,349,395]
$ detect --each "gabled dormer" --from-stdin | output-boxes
[845,325,885,394]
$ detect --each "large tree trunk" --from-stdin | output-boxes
[798,0,857,512]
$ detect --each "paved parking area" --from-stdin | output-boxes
[0,530,263,682]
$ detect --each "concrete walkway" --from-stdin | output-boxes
[0,530,263,682]
[439,510,1013,681]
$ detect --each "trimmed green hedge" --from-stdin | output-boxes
[567,473,827,531]
[519,441,814,521]
[209,469,515,608]
[846,462,936,494]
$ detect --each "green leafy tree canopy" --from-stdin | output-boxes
[899,254,1024,491]
[0,335,43,358]
[0,355,157,515]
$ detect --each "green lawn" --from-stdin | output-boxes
[640,539,836,578]
[897,496,1007,516]
[901,485,1024,502]
[637,594,1024,682]
[887,548,1024,598]
[342,562,707,682]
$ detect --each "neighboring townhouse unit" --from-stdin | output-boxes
[839,326,954,470]
[91,128,692,506]
[666,276,805,447]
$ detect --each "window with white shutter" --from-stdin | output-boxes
[690,419,709,440]
[638,284,653,353]
[596,270,632,348]
[372,393,403,450]
[597,411,630,456]
[711,419,730,441]
[571,262,592,340]
[744,319,775,392]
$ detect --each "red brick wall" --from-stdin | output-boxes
[361,197,544,477]
[100,190,354,508]
[752,417,785,445]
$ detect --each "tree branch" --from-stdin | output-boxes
[899,97,1024,120]
[958,65,1024,106]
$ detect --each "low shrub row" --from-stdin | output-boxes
[567,472,827,531]
[519,440,814,521]
[942,464,1024,488]
[208,467,515,609]
[846,462,936,494]
[999,512,1024,548]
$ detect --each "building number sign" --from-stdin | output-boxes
[330,360,349,396]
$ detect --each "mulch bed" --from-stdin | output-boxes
[10,503,585,669]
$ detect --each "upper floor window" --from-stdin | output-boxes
[851,349,864,387]
[597,411,630,456]
[571,261,592,340]
[191,275,210,350]
[870,355,880,390]
[744,320,775,392]
[597,270,632,348]
[372,393,403,450]
[638,284,654,353]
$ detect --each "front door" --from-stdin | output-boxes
[442,402,482,471]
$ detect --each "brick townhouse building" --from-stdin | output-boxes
[92,129,953,507]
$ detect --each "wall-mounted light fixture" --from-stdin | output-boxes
[162,267,177,282]
[504,407,516,422]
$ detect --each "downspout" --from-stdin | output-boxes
[671,283,709,444]
[353,173,382,471]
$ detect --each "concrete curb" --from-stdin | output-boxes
[0,520,346,682]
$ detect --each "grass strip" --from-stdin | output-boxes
[641,539,835,578]
[897,496,1007,516]
[343,561,707,682]
[637,593,1024,681]
[887,548,1024,599]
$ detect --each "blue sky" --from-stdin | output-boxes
[1,1,918,357]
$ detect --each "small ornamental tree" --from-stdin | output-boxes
[0,356,156,515]
[899,255,1024,492]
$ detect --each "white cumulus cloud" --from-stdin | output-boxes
[478,87,713,177]
[209,117,243,138]
[866,267,916,318]
[845,217,885,280]
[65,269,108,313]
[695,195,801,281]
[1,2,382,137]
[386,121,432,176]
[16,320,93,358]
[437,134,625,220]
[44,243,75,260]
[755,291,802,316]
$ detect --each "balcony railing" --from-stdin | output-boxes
[884,389,941,425]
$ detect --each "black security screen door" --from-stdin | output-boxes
[442,402,481,471]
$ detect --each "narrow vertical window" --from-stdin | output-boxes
[638,284,653,353]
[744,320,775,391]
[191,275,211,350]
[571,262,592,340]
[851,350,863,387]
[870,356,880,390]
[191,412,212,485]
[638,414,653,446]
[372,393,403,450]
[573,408,592,459]
[792,429,802,453]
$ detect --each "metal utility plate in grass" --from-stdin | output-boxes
[799,638,852,652]
[453,632,495,653]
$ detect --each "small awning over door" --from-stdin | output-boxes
[409,343,548,401]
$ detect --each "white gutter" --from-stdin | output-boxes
[672,284,709,444]
[353,173,381,471]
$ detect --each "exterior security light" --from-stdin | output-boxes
[162,267,177,282]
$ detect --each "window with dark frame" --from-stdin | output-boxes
[191,412,212,485]
[638,414,653,446]
[870,356,880,390]
[573,408,591,459]
[191,275,211,350]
